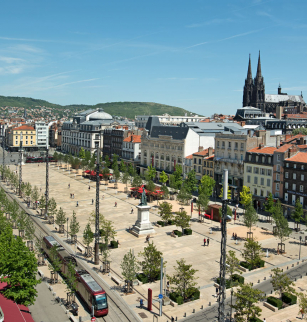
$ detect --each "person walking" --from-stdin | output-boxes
[207,237,210,246]
[263,318,266,322]
[204,238,206,246]
[115,202,117,207]
[131,207,133,214]
[92,199,94,205]
[88,186,90,190]
[76,201,79,207]
[68,183,70,188]
[139,298,143,308]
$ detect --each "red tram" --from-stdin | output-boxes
[42,236,108,317]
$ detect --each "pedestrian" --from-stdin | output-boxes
[40,187,42,192]
[76,201,78,207]
[73,194,74,199]
[70,193,71,198]
[301,309,304,319]
[263,318,266,322]
[131,207,133,214]
[139,298,143,308]
[207,237,210,246]
[68,183,70,188]
[92,199,94,205]
[171,317,175,322]
[166,281,170,295]
[115,202,117,207]
[204,238,206,246]
[232,232,234,240]
[215,287,219,297]
[117,240,120,246]
[88,186,90,190]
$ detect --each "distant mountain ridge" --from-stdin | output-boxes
[0,96,198,119]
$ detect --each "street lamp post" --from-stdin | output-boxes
[45,146,49,220]
[2,136,5,181]
[94,147,100,265]
[230,288,234,322]
[299,236,302,260]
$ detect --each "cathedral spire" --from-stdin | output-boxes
[256,50,262,79]
[247,54,252,81]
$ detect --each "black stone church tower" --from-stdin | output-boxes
[243,52,265,111]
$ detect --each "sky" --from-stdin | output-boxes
[0,0,307,116]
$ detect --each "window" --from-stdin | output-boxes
[294,164,297,169]
[262,156,265,163]
[260,168,265,175]
[261,190,264,197]
[277,154,281,161]
[293,173,296,180]
[247,175,251,183]
[286,163,289,167]
[15,141,18,145]
[25,141,28,145]
[276,174,280,181]
[302,165,304,170]
[292,183,296,191]
[198,159,201,165]
[249,155,251,161]
[276,164,280,172]
[254,188,258,195]
[222,141,225,147]
[276,183,280,191]
[198,166,201,173]
[256,156,259,162]
[285,172,289,178]
[234,154,237,160]
[235,142,238,149]
[228,142,231,148]
[267,179,271,187]
[254,177,258,184]
[254,167,259,174]
[241,143,244,150]
[194,158,196,164]
[285,182,288,189]
[268,157,271,163]
[300,185,304,192]
[15,136,18,139]
[261,178,264,185]
[302,174,305,181]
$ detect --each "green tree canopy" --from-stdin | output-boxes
[83,221,94,249]
[138,242,163,282]
[226,250,242,288]
[0,225,41,306]
[292,128,307,135]
[198,175,215,197]
[177,186,192,205]
[55,207,67,226]
[240,186,253,209]
[132,175,143,189]
[120,249,140,293]
[167,258,198,300]
[145,165,156,181]
[243,203,258,233]
[100,219,117,246]
[146,180,156,193]
[231,283,265,322]
[219,186,231,200]
[265,193,275,215]
[292,198,304,230]
[174,209,190,234]
[271,267,296,299]
[79,147,85,159]
[70,211,80,237]
[158,202,173,222]
[183,169,198,193]
[159,171,168,185]
[120,160,127,173]
[242,238,263,269]
[197,194,209,213]
[104,155,110,167]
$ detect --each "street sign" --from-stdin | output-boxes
[91,317,96,322]
[158,294,163,299]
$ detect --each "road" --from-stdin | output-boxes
[181,260,307,322]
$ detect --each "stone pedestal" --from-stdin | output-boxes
[131,205,155,237]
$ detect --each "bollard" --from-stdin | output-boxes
[193,309,195,313]
[292,264,294,267]
[258,280,260,283]
[282,269,283,272]
[183,313,186,317]
[201,305,203,309]
[271,290,273,294]
[294,278,296,281]
[264,277,266,280]
[175,318,177,321]
[209,302,211,306]
[287,266,288,270]
[297,262,299,265]
[251,283,253,286]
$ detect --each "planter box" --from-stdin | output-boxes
[264,301,277,312]
[239,265,247,272]
[170,300,178,307]
[163,297,171,306]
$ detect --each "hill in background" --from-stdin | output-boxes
[0,96,198,119]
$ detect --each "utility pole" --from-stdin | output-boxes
[19,132,23,196]
[218,169,228,322]
[94,148,100,265]
[45,146,49,220]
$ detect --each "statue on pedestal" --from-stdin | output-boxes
[139,187,147,206]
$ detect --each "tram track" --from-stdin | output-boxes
[0,182,141,322]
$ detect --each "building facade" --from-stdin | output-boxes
[192,147,214,180]
[35,122,49,149]
[122,135,141,165]
[8,125,36,151]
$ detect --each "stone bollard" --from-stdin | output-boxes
[183,313,186,317]
[209,302,211,306]
[258,280,260,283]
[297,262,299,265]
[271,290,273,294]
[201,305,203,309]
[292,264,294,267]
[193,309,195,313]
[287,266,288,270]
[264,277,266,280]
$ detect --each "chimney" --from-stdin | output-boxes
[208,147,213,157]
[198,146,204,152]
[276,106,283,120]
[259,143,264,149]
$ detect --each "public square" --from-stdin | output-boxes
[15,162,307,321]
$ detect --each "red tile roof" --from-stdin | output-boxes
[205,155,215,160]
[193,148,215,157]
[123,135,141,143]
[0,281,35,322]
[283,134,305,143]
[286,152,307,163]
[287,114,307,119]
[275,144,294,153]
[248,146,277,154]
[12,125,35,131]
[185,154,193,159]
[298,145,307,149]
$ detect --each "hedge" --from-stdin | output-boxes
[157,220,165,227]
[249,318,262,322]
[174,230,182,237]
[99,243,108,252]
[189,287,200,300]
[169,288,199,304]
[110,240,118,248]
[168,219,175,225]
[184,228,192,235]
[240,260,265,271]
[177,296,183,305]
[136,273,148,284]
[282,292,297,305]
[232,273,244,284]
[216,277,231,289]
[267,296,283,310]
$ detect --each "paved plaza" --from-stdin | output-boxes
[15,162,307,321]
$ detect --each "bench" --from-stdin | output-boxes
[204,214,211,219]
[77,245,85,254]
[111,276,122,286]
[38,270,44,278]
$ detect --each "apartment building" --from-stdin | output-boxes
[122,135,141,166]
[192,147,214,180]
[35,122,49,149]
[8,125,36,151]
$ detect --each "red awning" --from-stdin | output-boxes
[84,170,91,174]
